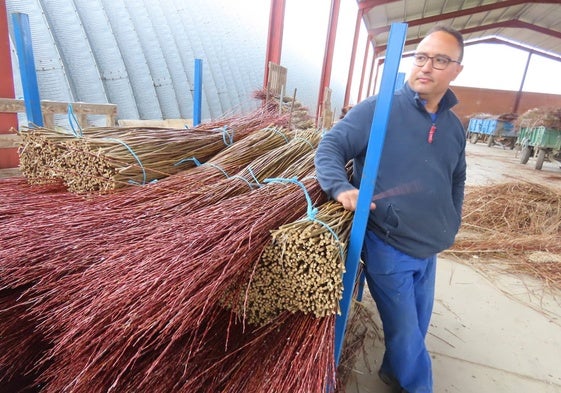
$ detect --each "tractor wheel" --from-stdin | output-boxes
[535,149,546,170]
[487,135,494,147]
[470,133,478,144]
[519,146,532,164]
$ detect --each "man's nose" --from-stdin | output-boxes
[420,59,433,71]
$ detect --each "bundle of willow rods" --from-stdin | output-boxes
[446,182,561,288]
[17,106,287,193]
[93,125,297,211]
[253,89,315,130]
[22,176,327,392]
[224,200,353,327]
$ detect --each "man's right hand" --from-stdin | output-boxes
[335,189,376,212]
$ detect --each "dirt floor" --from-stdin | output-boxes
[345,141,561,393]
[463,140,561,189]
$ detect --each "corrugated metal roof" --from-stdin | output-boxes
[359,0,561,60]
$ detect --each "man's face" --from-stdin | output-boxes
[407,31,464,102]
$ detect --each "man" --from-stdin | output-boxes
[315,26,466,393]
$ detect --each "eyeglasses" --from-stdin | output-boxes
[413,53,461,70]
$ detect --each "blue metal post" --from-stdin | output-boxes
[355,69,407,303]
[334,22,407,366]
[12,12,43,127]
[193,58,203,126]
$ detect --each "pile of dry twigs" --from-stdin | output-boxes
[514,107,561,130]
[446,182,561,289]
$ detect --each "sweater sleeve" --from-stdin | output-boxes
[314,99,374,199]
[452,139,467,217]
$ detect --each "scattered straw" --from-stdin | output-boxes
[445,182,561,289]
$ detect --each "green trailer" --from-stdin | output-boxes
[517,126,561,170]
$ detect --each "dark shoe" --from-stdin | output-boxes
[378,369,401,392]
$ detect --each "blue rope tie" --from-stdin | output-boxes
[174,156,202,167]
[292,136,315,150]
[264,176,317,220]
[202,162,230,179]
[265,126,289,143]
[105,137,146,185]
[264,176,345,262]
[245,166,261,187]
[67,103,83,137]
[229,175,256,190]
[215,125,234,146]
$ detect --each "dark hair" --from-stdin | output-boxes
[427,25,464,63]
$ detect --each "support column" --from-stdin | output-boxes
[343,8,363,108]
[0,0,19,169]
[263,0,286,91]
[316,0,340,124]
[357,34,372,103]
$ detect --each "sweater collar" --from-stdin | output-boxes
[402,82,458,113]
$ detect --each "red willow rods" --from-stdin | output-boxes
[34,177,327,392]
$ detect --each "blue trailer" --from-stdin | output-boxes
[467,117,517,148]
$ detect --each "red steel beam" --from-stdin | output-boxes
[376,20,561,54]
[356,34,371,103]
[0,0,19,169]
[357,0,400,12]
[343,8,364,108]
[316,0,341,123]
[263,0,286,90]
[368,0,561,36]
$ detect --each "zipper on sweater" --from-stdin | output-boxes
[427,112,437,143]
[428,123,436,143]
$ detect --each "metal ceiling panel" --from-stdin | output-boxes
[360,0,561,60]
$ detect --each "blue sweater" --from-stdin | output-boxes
[315,83,466,259]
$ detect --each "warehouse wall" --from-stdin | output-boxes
[452,85,561,126]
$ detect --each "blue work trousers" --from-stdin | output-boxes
[362,230,436,393]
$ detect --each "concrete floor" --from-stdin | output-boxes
[345,258,561,393]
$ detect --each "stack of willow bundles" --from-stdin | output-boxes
[0,131,325,390]
[224,201,353,327]
[23,177,330,393]
[515,106,561,129]
[92,125,300,212]
[17,106,287,193]
[0,126,308,324]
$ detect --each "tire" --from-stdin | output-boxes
[519,146,532,164]
[470,133,478,144]
[487,135,494,147]
[535,149,546,170]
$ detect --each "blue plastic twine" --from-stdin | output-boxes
[264,176,317,220]
[245,166,261,186]
[217,125,234,146]
[265,126,290,143]
[264,176,345,261]
[106,138,146,185]
[67,103,83,137]
[202,163,230,179]
[174,156,202,167]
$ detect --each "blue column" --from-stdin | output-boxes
[193,58,203,126]
[12,12,43,127]
[334,22,407,366]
